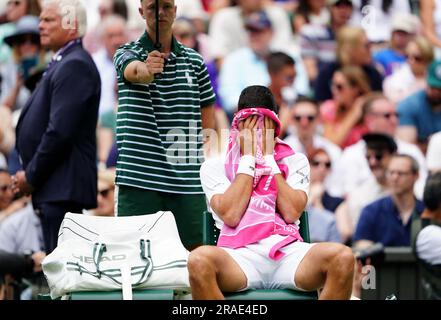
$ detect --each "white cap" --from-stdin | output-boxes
[427,132,441,172]
[391,13,419,34]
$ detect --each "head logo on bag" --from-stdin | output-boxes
[72,254,127,263]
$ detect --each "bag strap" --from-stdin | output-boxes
[92,243,107,279]
[135,239,153,286]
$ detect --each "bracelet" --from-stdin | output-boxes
[264,155,281,175]
[236,155,256,177]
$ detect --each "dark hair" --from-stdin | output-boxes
[237,85,278,113]
[363,133,397,153]
[267,52,295,75]
[296,0,315,24]
[294,96,319,110]
[423,172,441,211]
[113,0,128,21]
[27,0,41,16]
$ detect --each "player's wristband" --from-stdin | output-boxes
[237,155,256,177]
[264,155,281,175]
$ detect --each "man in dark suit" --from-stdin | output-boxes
[13,0,101,253]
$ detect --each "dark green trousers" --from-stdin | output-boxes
[116,185,207,249]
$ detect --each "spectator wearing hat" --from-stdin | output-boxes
[218,10,309,119]
[300,0,354,85]
[383,36,435,104]
[13,0,101,254]
[0,15,47,112]
[396,60,441,153]
[208,0,293,65]
[218,11,277,118]
[0,0,41,64]
[353,154,424,248]
[373,13,419,77]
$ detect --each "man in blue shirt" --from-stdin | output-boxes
[397,60,441,153]
[353,154,424,248]
[373,13,417,76]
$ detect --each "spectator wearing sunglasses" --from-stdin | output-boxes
[331,93,428,200]
[314,26,383,103]
[335,133,397,245]
[320,65,371,148]
[1,15,48,112]
[305,149,342,243]
[383,37,435,104]
[284,97,342,196]
[307,148,344,214]
[86,169,115,217]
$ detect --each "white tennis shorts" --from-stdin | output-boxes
[221,234,316,290]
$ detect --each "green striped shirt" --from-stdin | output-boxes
[113,32,215,194]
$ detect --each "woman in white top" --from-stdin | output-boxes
[383,36,434,103]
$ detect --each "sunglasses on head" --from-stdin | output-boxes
[293,114,316,122]
[311,160,331,169]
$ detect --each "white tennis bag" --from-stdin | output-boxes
[42,211,190,300]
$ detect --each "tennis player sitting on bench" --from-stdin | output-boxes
[188,85,355,300]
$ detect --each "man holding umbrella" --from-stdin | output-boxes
[113,0,215,249]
